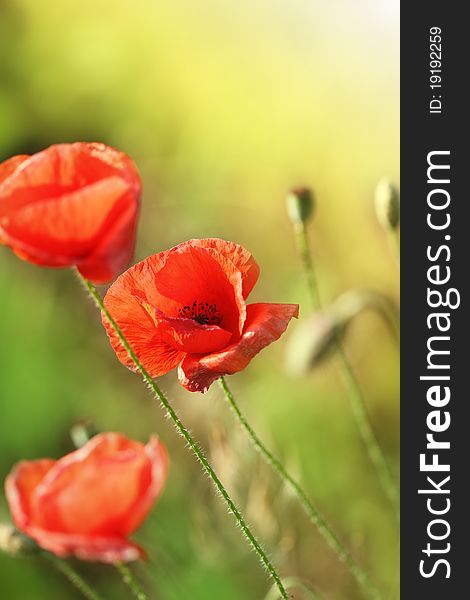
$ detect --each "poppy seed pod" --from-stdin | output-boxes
[286,187,315,226]
[374,178,400,230]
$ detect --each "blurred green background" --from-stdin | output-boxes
[0,0,399,598]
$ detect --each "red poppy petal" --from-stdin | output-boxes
[5,459,55,530]
[76,191,139,283]
[120,437,169,535]
[104,282,185,376]
[159,317,233,354]
[102,241,250,373]
[155,245,245,335]
[30,433,164,537]
[0,143,138,215]
[182,238,260,299]
[0,155,30,245]
[0,176,133,262]
[178,302,300,392]
[107,323,184,377]
[0,155,29,185]
[104,249,179,322]
[0,143,141,283]
[24,526,145,563]
[137,299,233,355]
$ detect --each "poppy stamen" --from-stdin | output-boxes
[178,300,222,326]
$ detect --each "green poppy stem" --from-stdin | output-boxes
[44,553,104,600]
[335,343,399,520]
[75,271,288,600]
[219,377,382,600]
[294,222,321,308]
[293,221,399,521]
[115,562,149,600]
[390,229,400,262]
[265,576,323,600]
[372,293,400,343]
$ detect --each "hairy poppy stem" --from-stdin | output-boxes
[219,377,382,600]
[265,576,323,600]
[293,222,400,522]
[294,222,322,308]
[335,344,400,519]
[44,553,104,600]
[390,229,400,262]
[76,272,289,600]
[116,562,149,600]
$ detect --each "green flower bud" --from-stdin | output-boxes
[70,420,99,449]
[286,187,315,226]
[375,178,400,230]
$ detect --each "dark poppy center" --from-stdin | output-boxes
[178,301,222,326]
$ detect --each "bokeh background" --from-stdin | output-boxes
[0,0,399,598]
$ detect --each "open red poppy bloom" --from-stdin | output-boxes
[5,433,168,563]
[103,238,299,392]
[0,143,141,284]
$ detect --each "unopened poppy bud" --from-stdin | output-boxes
[375,178,400,230]
[285,311,341,375]
[286,187,315,226]
[0,524,38,557]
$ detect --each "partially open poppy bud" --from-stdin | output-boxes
[374,178,400,230]
[286,187,314,226]
[285,311,341,375]
[0,143,142,284]
[0,524,38,557]
[5,433,168,563]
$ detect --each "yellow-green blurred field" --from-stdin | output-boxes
[0,0,399,598]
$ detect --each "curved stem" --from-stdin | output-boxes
[389,229,400,263]
[76,272,288,600]
[116,562,148,600]
[335,343,400,521]
[44,553,104,600]
[293,223,399,520]
[373,294,400,344]
[219,378,382,600]
[265,576,323,600]
[295,222,321,308]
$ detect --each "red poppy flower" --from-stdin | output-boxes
[0,143,141,284]
[103,238,299,392]
[5,433,168,563]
